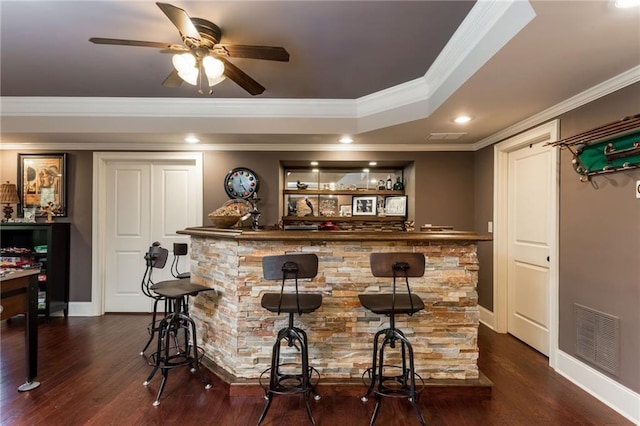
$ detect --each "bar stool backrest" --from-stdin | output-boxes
[262,253,318,280]
[146,242,169,268]
[142,243,169,297]
[262,253,319,315]
[369,252,425,316]
[370,252,425,278]
[171,242,189,278]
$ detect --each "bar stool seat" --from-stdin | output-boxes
[143,279,215,407]
[257,253,322,426]
[359,252,427,426]
[261,293,322,314]
[358,294,424,315]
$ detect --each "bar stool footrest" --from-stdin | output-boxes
[147,346,205,369]
[362,365,425,398]
[259,363,320,395]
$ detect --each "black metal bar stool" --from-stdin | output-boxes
[258,253,323,426]
[143,279,215,406]
[140,243,179,355]
[359,252,426,426]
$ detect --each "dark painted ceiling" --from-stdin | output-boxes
[1,1,639,150]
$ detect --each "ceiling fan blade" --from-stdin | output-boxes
[220,58,265,96]
[213,44,290,62]
[156,2,201,41]
[89,37,183,50]
[162,69,183,87]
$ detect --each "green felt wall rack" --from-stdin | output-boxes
[550,114,640,182]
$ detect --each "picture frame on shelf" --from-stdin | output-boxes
[339,204,352,217]
[352,196,377,216]
[384,195,407,216]
[17,153,67,217]
[319,197,339,217]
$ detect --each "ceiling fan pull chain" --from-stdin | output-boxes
[197,61,204,95]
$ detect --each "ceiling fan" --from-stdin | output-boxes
[89,2,289,95]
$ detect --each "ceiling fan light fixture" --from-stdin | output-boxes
[206,74,226,88]
[172,53,198,85]
[203,56,225,78]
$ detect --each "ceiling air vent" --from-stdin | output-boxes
[575,304,620,376]
[426,132,467,141]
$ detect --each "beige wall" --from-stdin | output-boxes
[474,146,494,310]
[557,83,640,392]
[1,149,477,302]
[472,82,640,393]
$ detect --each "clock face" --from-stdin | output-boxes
[224,167,259,199]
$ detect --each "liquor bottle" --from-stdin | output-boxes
[386,175,392,190]
[393,176,404,190]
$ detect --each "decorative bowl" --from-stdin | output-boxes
[208,214,241,229]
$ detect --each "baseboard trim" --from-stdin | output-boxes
[556,350,640,424]
[68,301,101,317]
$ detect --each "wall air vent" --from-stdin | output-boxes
[574,304,620,376]
[426,132,467,141]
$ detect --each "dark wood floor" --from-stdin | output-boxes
[1,314,632,426]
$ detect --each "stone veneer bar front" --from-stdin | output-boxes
[177,227,492,388]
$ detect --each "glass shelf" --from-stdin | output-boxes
[283,167,406,221]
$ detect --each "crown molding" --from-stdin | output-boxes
[472,64,640,151]
[0,0,533,147]
[0,142,475,152]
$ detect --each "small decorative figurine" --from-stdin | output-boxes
[296,180,308,190]
[41,201,59,223]
[304,198,314,216]
[287,196,297,215]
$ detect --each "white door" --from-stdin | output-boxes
[506,140,553,355]
[103,158,200,312]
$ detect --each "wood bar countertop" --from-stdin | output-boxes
[178,227,493,242]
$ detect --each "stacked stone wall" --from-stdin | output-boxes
[189,237,479,380]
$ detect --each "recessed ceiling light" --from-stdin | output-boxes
[453,115,473,124]
[369,161,377,166]
[339,136,354,144]
[312,168,319,173]
[184,136,200,144]
[614,0,640,8]
[310,161,319,166]
[362,168,369,173]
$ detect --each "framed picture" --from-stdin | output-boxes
[385,195,407,216]
[319,197,339,217]
[352,196,377,216]
[18,153,67,217]
[339,204,352,217]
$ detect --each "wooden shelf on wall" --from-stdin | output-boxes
[282,215,406,223]
[283,189,405,196]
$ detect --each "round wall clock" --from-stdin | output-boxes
[224,167,259,199]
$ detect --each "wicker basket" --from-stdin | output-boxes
[208,214,241,229]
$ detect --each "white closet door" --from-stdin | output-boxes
[104,160,198,312]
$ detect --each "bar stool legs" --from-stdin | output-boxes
[361,323,425,426]
[143,298,212,406]
[258,312,321,426]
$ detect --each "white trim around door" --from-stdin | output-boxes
[90,152,203,316]
[493,120,559,368]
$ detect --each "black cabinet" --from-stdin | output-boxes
[1,223,70,318]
